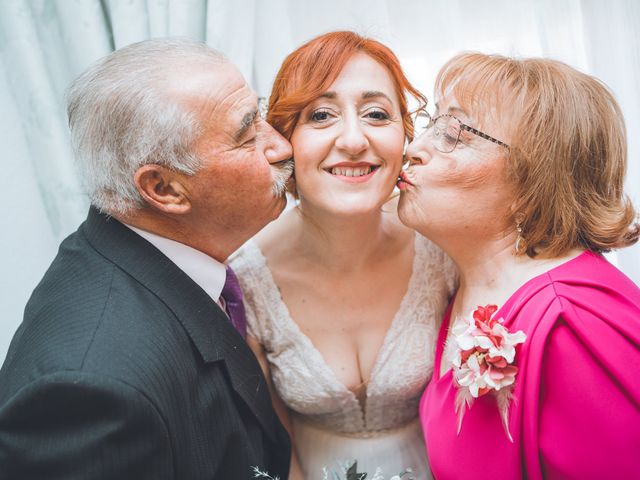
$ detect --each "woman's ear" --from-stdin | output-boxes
[134,164,191,214]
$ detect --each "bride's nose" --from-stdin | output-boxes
[335,115,369,156]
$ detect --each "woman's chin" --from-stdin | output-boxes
[319,198,389,218]
[397,196,422,230]
[299,188,395,217]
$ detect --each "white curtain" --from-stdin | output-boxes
[1,0,639,362]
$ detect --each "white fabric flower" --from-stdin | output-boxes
[454,354,489,398]
[487,323,526,363]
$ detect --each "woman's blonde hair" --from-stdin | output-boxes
[435,52,638,257]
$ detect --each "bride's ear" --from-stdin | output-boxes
[134,164,192,214]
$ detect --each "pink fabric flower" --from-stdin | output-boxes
[448,305,526,441]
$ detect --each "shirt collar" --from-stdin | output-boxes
[123,224,226,303]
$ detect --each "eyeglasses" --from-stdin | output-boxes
[412,110,510,153]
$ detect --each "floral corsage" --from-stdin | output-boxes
[447,304,526,442]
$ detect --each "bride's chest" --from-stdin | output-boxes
[279,275,405,379]
[270,316,437,432]
[294,304,400,388]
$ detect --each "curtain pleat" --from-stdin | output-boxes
[108,0,150,48]
[1,1,87,238]
[168,0,206,38]
[53,0,113,74]
[205,0,255,85]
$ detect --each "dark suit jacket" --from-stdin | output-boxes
[0,207,290,479]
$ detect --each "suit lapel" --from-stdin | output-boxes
[80,207,280,442]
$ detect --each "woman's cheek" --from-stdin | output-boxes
[431,156,498,190]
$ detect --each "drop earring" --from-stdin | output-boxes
[515,221,527,255]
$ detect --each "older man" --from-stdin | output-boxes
[0,39,293,479]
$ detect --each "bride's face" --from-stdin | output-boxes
[290,53,406,216]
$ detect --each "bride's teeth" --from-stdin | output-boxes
[329,166,375,176]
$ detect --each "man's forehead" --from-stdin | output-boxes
[174,64,257,123]
[170,62,245,101]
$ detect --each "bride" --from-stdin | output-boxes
[230,31,454,479]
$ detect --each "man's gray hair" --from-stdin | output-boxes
[67,38,226,215]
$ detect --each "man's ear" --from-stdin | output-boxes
[134,164,191,214]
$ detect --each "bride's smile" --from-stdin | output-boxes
[324,162,381,182]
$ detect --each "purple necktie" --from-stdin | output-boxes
[221,266,247,338]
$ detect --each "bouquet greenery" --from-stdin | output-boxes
[252,461,416,480]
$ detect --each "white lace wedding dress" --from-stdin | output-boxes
[230,235,455,480]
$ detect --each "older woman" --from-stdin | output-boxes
[398,53,640,478]
[230,32,454,479]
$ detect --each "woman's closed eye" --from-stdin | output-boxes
[444,125,460,142]
[443,131,458,144]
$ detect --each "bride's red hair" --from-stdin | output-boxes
[267,31,426,142]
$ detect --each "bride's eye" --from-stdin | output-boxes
[309,109,334,122]
[364,108,390,121]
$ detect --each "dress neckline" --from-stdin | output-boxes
[244,234,424,416]
[433,250,592,381]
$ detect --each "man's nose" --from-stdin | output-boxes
[261,121,292,164]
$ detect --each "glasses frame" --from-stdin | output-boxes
[413,110,510,153]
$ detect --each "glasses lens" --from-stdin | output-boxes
[433,116,460,153]
[412,111,431,138]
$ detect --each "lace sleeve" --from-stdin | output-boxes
[228,241,275,351]
[243,292,260,341]
[415,233,458,297]
[442,250,458,297]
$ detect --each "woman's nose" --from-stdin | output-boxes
[334,116,369,156]
[405,135,431,166]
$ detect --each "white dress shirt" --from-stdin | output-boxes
[124,224,226,305]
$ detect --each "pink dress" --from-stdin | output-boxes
[420,251,640,479]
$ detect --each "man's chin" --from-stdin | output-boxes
[258,193,287,225]
[247,192,288,234]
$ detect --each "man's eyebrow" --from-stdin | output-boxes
[362,90,393,103]
[234,109,258,141]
